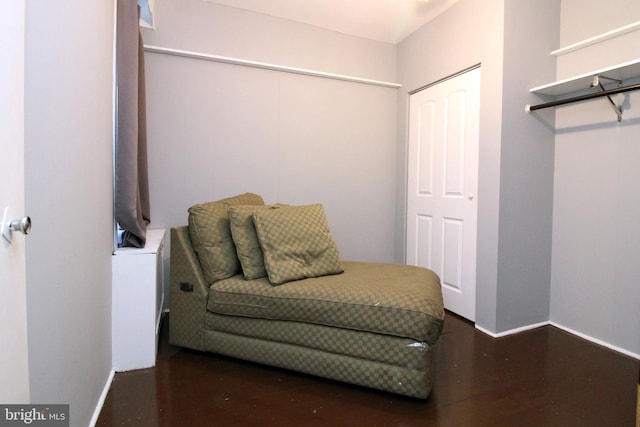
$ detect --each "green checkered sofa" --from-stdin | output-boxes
[169,193,445,399]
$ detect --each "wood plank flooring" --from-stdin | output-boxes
[97,312,639,426]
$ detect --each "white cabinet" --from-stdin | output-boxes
[112,229,166,371]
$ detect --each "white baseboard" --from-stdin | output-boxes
[88,369,115,427]
[549,321,640,360]
[475,320,640,360]
[475,321,550,338]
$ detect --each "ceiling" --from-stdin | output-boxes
[202,0,460,43]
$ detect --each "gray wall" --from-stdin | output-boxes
[14,2,637,424]
[397,0,505,331]
[24,1,114,425]
[142,0,639,357]
[496,1,558,332]
[550,0,640,356]
[141,1,400,302]
[397,0,558,333]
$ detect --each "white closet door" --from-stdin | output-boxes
[0,0,30,403]
[406,67,481,321]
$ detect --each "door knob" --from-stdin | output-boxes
[10,216,31,235]
[1,207,31,244]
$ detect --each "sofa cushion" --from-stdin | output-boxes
[228,204,284,280]
[188,193,264,284]
[204,312,428,368]
[207,261,445,344]
[252,204,344,285]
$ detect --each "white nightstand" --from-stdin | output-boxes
[112,229,166,371]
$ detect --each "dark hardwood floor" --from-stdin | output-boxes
[97,312,639,426]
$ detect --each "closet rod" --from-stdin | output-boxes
[143,44,402,89]
[527,82,640,111]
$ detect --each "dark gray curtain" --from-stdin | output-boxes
[116,0,150,248]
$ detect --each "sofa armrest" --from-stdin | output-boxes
[169,226,209,351]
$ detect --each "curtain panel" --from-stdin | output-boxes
[115,1,150,248]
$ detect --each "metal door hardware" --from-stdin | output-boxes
[1,207,31,244]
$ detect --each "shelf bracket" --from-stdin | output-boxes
[591,75,623,122]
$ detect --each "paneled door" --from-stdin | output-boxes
[406,67,480,322]
[0,0,30,403]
